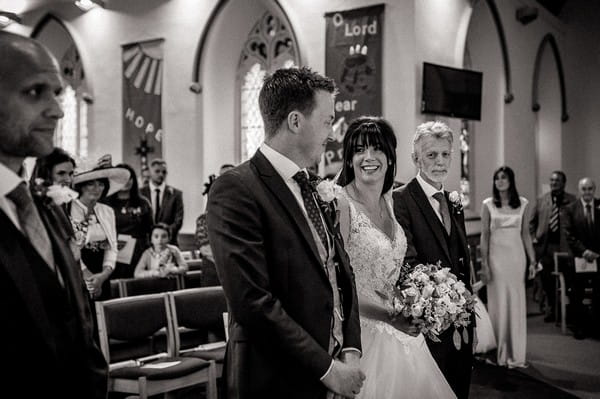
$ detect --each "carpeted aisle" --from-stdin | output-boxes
[470,360,578,398]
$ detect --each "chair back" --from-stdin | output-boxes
[95,293,172,365]
[198,258,221,286]
[168,287,228,355]
[117,276,183,297]
[183,270,204,288]
[186,259,203,271]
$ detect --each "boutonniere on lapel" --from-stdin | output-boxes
[448,191,464,214]
[311,178,342,229]
[31,178,79,207]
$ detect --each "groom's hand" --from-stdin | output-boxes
[322,359,365,398]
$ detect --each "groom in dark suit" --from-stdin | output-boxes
[207,67,364,399]
[393,121,473,399]
[0,31,107,398]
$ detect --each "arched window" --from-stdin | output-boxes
[32,16,89,159]
[238,12,299,161]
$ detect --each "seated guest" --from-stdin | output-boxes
[71,163,130,300]
[103,163,153,278]
[134,223,188,278]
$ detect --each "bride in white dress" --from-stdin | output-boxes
[336,117,455,399]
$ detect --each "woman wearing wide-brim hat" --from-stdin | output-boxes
[69,163,130,300]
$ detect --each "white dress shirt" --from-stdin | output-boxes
[416,172,446,224]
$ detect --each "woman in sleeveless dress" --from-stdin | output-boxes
[337,116,455,398]
[480,166,536,368]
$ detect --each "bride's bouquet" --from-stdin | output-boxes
[390,262,476,350]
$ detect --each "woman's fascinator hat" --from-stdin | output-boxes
[72,156,130,197]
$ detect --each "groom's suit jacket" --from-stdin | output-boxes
[393,177,473,399]
[206,151,361,399]
[0,194,108,399]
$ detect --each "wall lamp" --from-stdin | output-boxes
[74,0,105,12]
[0,11,22,28]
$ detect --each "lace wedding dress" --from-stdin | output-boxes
[343,190,456,399]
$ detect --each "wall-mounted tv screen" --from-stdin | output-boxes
[421,62,483,121]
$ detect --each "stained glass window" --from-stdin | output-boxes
[55,85,88,159]
[238,12,299,161]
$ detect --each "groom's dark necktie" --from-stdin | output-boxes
[433,192,452,235]
[293,171,329,250]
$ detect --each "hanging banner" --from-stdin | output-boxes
[122,39,164,181]
[324,4,384,177]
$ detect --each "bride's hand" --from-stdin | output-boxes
[390,315,420,337]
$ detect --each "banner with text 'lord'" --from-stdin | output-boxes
[122,39,164,180]
[324,4,383,177]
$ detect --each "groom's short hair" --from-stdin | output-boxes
[412,121,454,156]
[259,67,336,139]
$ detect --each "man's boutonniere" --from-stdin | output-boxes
[31,178,78,206]
[46,184,79,205]
[448,191,464,214]
[311,178,342,229]
[315,179,343,204]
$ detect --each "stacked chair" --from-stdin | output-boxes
[167,287,228,379]
[95,293,218,399]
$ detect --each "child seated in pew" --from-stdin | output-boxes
[134,223,188,278]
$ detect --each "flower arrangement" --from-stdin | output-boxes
[390,262,476,349]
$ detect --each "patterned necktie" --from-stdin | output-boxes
[293,171,329,250]
[433,192,452,235]
[7,182,56,270]
[585,203,594,232]
[549,198,559,233]
[154,188,161,222]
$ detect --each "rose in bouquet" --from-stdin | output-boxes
[391,262,476,350]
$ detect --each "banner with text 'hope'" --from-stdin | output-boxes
[122,39,164,179]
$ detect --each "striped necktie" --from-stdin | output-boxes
[549,198,559,233]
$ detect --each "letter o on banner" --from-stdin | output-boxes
[332,13,344,27]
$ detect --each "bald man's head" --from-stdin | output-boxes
[0,31,60,80]
[0,32,64,169]
[578,177,596,203]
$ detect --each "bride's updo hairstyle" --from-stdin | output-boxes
[337,116,397,194]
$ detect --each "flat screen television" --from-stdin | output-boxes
[421,62,483,121]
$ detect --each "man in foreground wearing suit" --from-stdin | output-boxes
[141,158,184,245]
[0,31,107,398]
[529,171,576,322]
[207,67,364,399]
[393,121,473,399]
[563,177,600,339]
